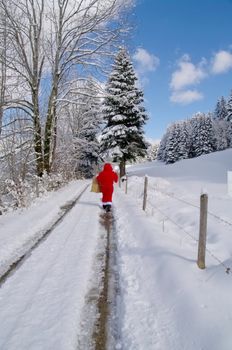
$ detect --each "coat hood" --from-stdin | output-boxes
[103,163,113,172]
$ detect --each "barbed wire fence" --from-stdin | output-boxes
[120,174,232,276]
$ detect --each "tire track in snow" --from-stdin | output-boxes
[93,211,112,350]
[0,187,120,349]
[0,188,103,349]
[93,209,122,350]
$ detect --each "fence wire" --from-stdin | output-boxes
[151,185,232,228]
[146,198,232,276]
[122,177,232,276]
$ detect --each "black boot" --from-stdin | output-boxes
[105,204,111,212]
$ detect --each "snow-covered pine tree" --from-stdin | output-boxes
[190,113,216,157]
[214,96,227,120]
[165,122,185,164]
[188,115,199,158]
[178,120,191,160]
[226,91,232,122]
[146,142,159,161]
[225,91,232,147]
[213,119,228,151]
[164,124,176,163]
[100,48,148,177]
[157,126,172,162]
[213,97,231,148]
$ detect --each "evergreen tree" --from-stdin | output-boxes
[188,115,199,158]
[225,91,232,146]
[190,113,215,157]
[164,121,190,164]
[178,120,191,160]
[164,127,175,164]
[213,119,228,151]
[214,97,227,120]
[157,129,169,161]
[101,49,148,177]
[157,125,175,162]
[225,122,232,148]
[226,91,232,122]
[146,142,159,161]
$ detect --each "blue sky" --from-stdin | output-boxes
[130,0,232,140]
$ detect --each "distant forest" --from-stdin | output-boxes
[157,93,232,163]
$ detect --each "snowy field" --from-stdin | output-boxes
[0,149,232,349]
[115,148,232,350]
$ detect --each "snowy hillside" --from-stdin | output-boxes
[0,149,232,349]
[128,147,232,184]
[115,148,232,349]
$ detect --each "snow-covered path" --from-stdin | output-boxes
[0,180,90,278]
[0,188,103,350]
[1,150,232,350]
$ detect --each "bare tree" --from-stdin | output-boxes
[0,108,35,208]
[54,77,103,177]
[0,8,7,135]
[0,0,132,177]
[43,0,130,173]
[0,0,45,176]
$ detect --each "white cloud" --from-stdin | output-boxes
[211,50,232,74]
[169,49,232,105]
[170,89,204,105]
[133,48,160,73]
[170,55,207,90]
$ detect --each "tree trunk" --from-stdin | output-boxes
[119,159,126,178]
[0,107,3,136]
[43,100,53,173]
[44,1,61,174]
[0,13,7,136]
[50,105,58,172]
[44,83,58,173]
[33,109,44,177]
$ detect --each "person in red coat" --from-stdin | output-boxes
[97,163,118,211]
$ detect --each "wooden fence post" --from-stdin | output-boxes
[197,193,208,269]
[142,176,148,211]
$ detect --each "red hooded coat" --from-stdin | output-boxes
[97,163,118,203]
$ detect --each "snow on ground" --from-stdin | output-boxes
[0,149,232,349]
[113,148,232,350]
[0,180,89,278]
[0,187,104,350]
